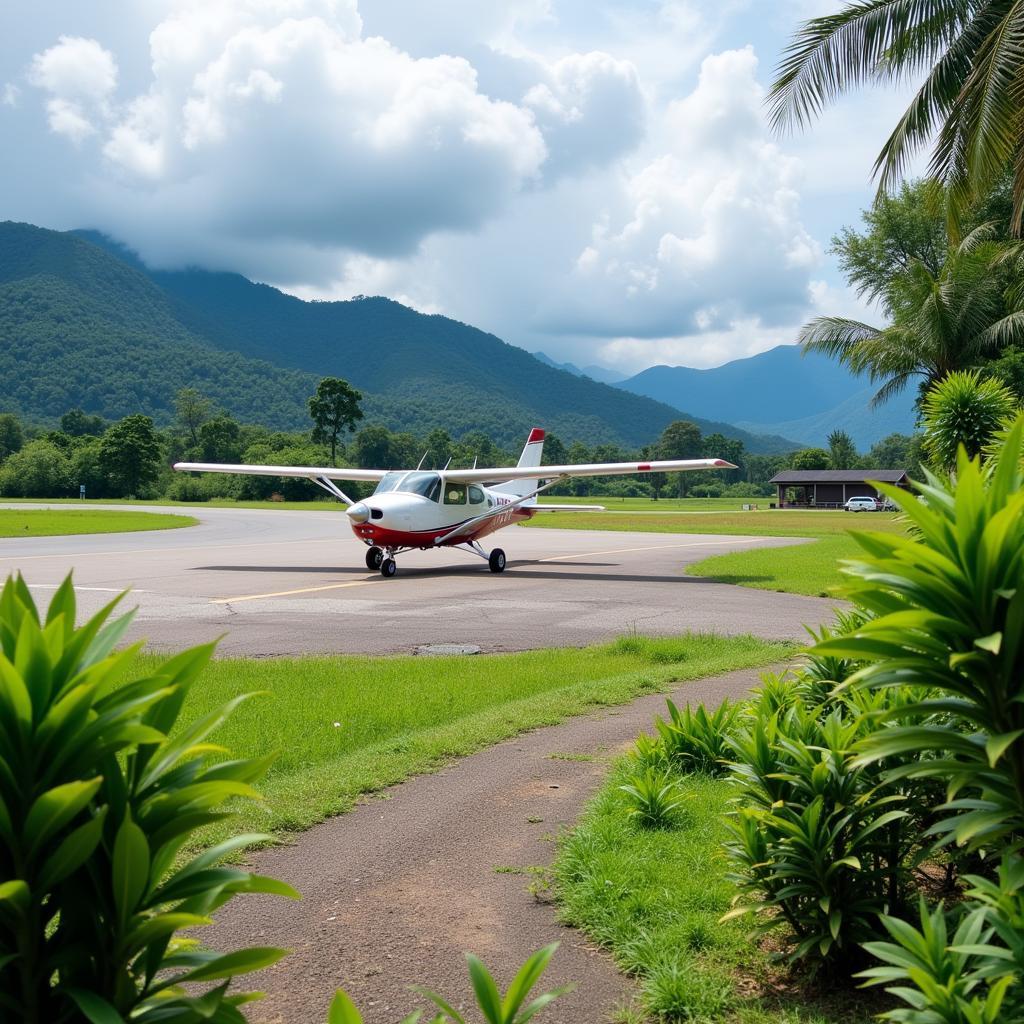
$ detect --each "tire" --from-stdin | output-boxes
[488,548,506,573]
[365,546,384,570]
[380,557,397,578]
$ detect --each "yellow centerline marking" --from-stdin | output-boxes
[539,539,762,562]
[210,579,372,604]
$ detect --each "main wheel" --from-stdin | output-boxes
[380,557,397,578]
[488,548,506,573]
[365,546,384,570]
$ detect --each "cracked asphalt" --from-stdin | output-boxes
[0,504,838,655]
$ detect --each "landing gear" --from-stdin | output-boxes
[488,548,507,573]
[380,557,397,578]
[365,546,384,571]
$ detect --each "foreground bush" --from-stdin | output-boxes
[0,574,298,1023]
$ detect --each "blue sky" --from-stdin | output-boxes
[0,1,915,373]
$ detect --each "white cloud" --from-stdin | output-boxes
[523,50,644,176]
[536,47,818,341]
[28,35,117,140]
[2,83,20,107]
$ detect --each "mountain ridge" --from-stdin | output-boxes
[1,222,798,451]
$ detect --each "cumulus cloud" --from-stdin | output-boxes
[20,0,646,270]
[28,35,117,142]
[523,51,644,176]
[536,46,819,342]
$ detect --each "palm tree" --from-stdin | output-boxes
[768,2,1024,230]
[799,226,1024,404]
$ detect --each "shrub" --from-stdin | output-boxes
[619,769,685,829]
[0,574,298,1022]
[0,439,71,497]
[654,698,742,777]
[921,369,1019,472]
[816,415,1024,853]
[723,701,911,971]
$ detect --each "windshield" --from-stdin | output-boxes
[372,471,441,502]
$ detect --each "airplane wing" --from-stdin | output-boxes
[173,462,389,482]
[444,458,735,485]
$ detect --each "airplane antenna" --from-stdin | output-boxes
[417,451,429,470]
[443,457,452,470]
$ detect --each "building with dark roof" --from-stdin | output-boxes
[768,469,909,508]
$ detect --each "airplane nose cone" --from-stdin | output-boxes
[347,502,370,524]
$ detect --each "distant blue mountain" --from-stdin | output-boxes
[533,351,626,384]
[616,345,917,450]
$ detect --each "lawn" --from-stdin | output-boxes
[140,632,791,848]
[526,509,907,598]
[0,508,198,537]
[556,765,880,1024]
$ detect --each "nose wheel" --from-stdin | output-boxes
[488,548,506,573]
[365,546,384,571]
[380,557,397,578]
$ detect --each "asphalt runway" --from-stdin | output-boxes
[0,505,838,656]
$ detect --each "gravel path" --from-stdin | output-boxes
[206,665,775,1023]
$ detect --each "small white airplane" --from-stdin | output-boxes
[174,429,734,577]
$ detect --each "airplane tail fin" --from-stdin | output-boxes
[494,428,544,499]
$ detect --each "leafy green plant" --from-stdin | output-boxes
[326,943,569,1024]
[0,573,298,1023]
[723,702,911,971]
[654,697,742,777]
[816,415,1024,854]
[858,896,1019,1024]
[619,770,685,830]
[922,370,1019,471]
[629,732,668,773]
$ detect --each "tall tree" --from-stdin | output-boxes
[827,429,858,469]
[768,2,1024,232]
[174,388,213,447]
[800,227,1024,405]
[199,416,243,463]
[98,415,162,496]
[308,377,363,465]
[60,408,106,438]
[659,420,702,498]
[0,413,23,462]
[791,447,830,471]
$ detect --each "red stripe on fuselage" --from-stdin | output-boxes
[350,507,535,548]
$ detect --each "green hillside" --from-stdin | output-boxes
[1,222,796,450]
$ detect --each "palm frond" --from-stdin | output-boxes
[973,307,1024,349]
[798,316,884,371]
[768,0,969,134]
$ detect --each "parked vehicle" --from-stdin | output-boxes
[844,496,878,512]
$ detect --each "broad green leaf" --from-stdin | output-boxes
[65,988,125,1024]
[112,813,150,922]
[24,777,102,856]
[37,807,108,890]
[328,990,364,1024]
[181,946,288,982]
[466,953,503,1023]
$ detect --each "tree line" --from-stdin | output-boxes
[0,377,919,502]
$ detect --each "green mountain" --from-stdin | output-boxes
[0,222,797,451]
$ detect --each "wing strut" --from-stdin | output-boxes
[311,476,356,505]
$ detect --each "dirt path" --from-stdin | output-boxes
[207,666,774,1023]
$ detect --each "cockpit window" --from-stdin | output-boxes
[444,483,467,505]
[468,486,485,504]
[372,471,441,502]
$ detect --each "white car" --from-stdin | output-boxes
[844,496,878,512]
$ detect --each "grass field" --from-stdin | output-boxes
[142,633,790,849]
[0,508,198,537]
[556,765,879,1024]
[526,509,906,598]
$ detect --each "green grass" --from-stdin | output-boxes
[556,765,881,1024]
[145,633,790,848]
[527,509,907,599]
[687,536,867,598]
[0,509,198,537]
[1,496,345,512]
